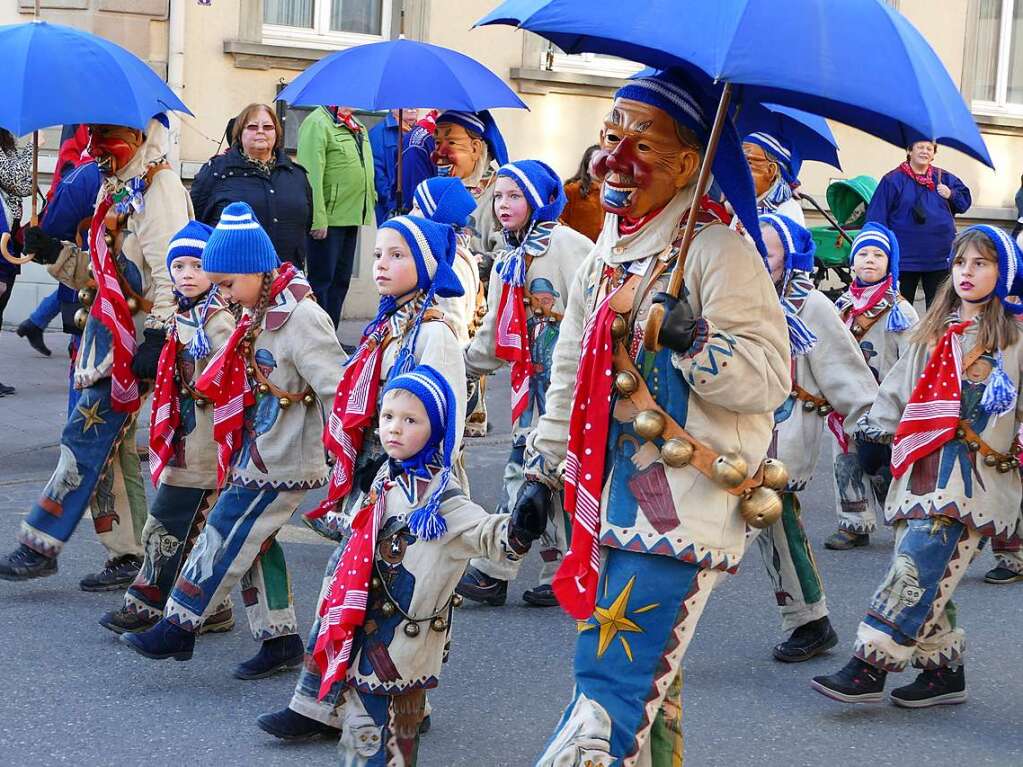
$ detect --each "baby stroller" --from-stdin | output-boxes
[804,175,878,301]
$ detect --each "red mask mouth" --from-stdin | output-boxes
[89,126,144,173]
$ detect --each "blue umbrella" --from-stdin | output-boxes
[0,20,191,135]
[737,103,840,172]
[276,38,527,112]
[477,0,991,168]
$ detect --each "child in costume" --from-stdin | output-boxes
[100,221,237,635]
[121,202,346,680]
[825,223,919,550]
[307,365,544,766]
[753,214,878,662]
[256,215,468,742]
[812,226,1023,708]
[456,159,593,608]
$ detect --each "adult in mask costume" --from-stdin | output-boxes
[518,72,790,765]
[0,117,191,590]
[431,110,509,438]
[743,131,805,225]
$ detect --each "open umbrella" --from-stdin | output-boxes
[477,0,991,347]
[736,103,840,171]
[276,37,527,210]
[0,19,191,264]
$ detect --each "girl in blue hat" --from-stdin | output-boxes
[256,215,469,742]
[813,225,1023,709]
[752,213,879,663]
[456,158,594,609]
[826,222,919,551]
[122,202,347,681]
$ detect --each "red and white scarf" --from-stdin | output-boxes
[899,161,936,191]
[551,274,620,620]
[330,107,362,133]
[890,319,972,478]
[310,320,390,519]
[846,275,895,325]
[148,328,182,485]
[88,196,141,413]
[313,484,389,699]
[494,279,532,422]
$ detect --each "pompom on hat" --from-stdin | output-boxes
[496,159,567,228]
[381,365,458,541]
[413,177,476,228]
[202,201,279,275]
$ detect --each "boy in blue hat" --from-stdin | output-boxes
[752,213,878,662]
[301,364,545,765]
[825,222,919,551]
[457,159,593,608]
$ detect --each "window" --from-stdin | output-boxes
[970,0,1023,114]
[542,42,645,79]
[263,0,391,49]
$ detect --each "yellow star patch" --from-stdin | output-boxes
[76,401,106,433]
[578,575,659,661]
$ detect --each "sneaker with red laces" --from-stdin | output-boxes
[811,657,887,703]
[890,666,966,708]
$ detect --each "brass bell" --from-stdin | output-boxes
[801,400,816,413]
[246,365,256,376]
[279,396,292,409]
[967,440,980,452]
[633,410,666,441]
[712,452,748,489]
[761,458,790,491]
[614,371,639,396]
[660,438,694,468]
[740,487,783,529]
[610,314,629,340]
[371,576,382,590]
[257,383,269,394]
[380,601,396,618]
[430,617,448,632]
[817,404,833,417]
[998,461,1012,473]
[103,232,114,248]
[852,325,865,337]
[984,454,998,467]
[73,307,89,330]
[451,594,464,608]
[126,296,140,314]
[195,398,208,408]
[78,287,96,307]
[403,621,421,638]
[955,427,966,440]
[303,393,315,406]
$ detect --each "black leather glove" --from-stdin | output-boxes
[131,328,167,381]
[855,435,891,476]
[651,292,698,353]
[355,452,389,495]
[23,226,63,265]
[508,480,553,553]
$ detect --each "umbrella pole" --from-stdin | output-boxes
[643,82,733,352]
[396,108,404,214]
[797,190,853,245]
[1,129,40,266]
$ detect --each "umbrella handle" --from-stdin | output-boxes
[797,190,853,245]
[396,108,404,212]
[1,131,40,265]
[644,82,734,352]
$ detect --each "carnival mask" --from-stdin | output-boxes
[591,99,700,219]
[742,142,779,198]
[432,122,485,180]
[89,125,144,175]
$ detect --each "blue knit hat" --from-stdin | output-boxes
[615,70,765,257]
[413,177,476,227]
[381,365,458,541]
[957,225,1023,316]
[166,220,213,274]
[744,132,801,185]
[379,216,463,299]
[496,159,567,227]
[202,201,279,274]
[850,222,913,332]
[436,110,509,167]
[759,213,817,356]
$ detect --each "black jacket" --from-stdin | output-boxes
[190,146,314,267]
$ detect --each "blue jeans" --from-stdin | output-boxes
[306,226,358,328]
[28,288,60,329]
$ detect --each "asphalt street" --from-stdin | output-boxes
[1,326,1022,767]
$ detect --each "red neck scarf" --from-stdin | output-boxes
[494,280,532,423]
[551,273,621,620]
[195,263,297,486]
[899,161,936,191]
[330,107,362,133]
[313,483,390,699]
[890,319,972,478]
[88,195,141,413]
[149,330,182,485]
[847,275,895,322]
[618,206,664,236]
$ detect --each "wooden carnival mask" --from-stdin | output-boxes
[590,98,701,219]
[89,124,145,175]
[742,142,780,198]
[432,122,485,181]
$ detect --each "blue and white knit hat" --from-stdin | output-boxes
[496,159,567,228]
[744,131,800,185]
[379,216,463,299]
[436,110,509,167]
[381,364,458,541]
[614,70,765,257]
[413,177,476,227]
[166,220,213,273]
[202,201,280,275]
[849,222,912,332]
[759,213,817,355]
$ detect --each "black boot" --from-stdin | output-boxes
[455,565,507,606]
[522,583,559,607]
[16,320,51,357]
[256,707,340,741]
[234,634,305,680]
[0,544,57,581]
[811,657,887,703]
[890,665,966,708]
[120,618,195,661]
[99,607,157,635]
[773,616,838,662]
[0,381,15,397]
[79,554,142,592]
[824,530,870,550]
[983,565,1023,584]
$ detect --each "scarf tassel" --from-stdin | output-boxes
[407,469,450,541]
[980,353,1017,416]
[786,313,818,356]
[886,301,913,333]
